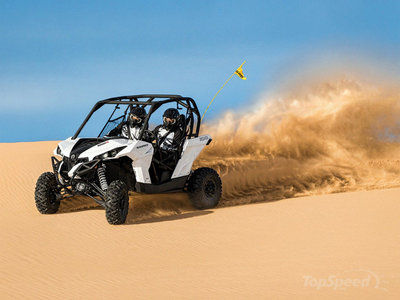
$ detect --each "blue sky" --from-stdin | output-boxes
[1,0,400,142]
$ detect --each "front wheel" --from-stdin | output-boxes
[105,180,129,225]
[35,172,60,214]
[187,168,222,209]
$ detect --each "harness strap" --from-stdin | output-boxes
[158,128,175,147]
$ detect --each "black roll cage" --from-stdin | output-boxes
[72,94,201,140]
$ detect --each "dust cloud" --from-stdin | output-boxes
[195,77,400,206]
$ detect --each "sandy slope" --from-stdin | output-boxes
[0,141,399,299]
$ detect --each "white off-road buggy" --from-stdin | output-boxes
[34,95,222,224]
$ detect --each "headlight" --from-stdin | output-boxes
[56,146,62,156]
[94,147,125,160]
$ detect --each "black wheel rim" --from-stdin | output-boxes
[204,179,216,197]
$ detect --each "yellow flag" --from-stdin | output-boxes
[235,65,247,80]
[201,60,247,121]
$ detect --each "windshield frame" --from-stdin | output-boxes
[72,95,201,140]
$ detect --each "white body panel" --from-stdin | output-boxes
[115,140,153,184]
[171,135,211,179]
[54,137,77,157]
[56,134,210,185]
[56,138,153,184]
[79,139,130,160]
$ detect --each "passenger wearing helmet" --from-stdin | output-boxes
[107,106,147,140]
[153,108,183,154]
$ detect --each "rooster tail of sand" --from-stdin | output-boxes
[195,79,400,206]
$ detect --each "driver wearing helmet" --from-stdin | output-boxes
[153,108,183,154]
[108,106,147,140]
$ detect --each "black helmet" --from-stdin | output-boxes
[163,108,179,129]
[129,106,146,126]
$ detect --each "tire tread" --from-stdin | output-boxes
[34,172,60,214]
[188,167,222,209]
[105,180,129,225]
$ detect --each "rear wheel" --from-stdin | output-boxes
[35,172,60,214]
[105,180,129,225]
[188,168,222,209]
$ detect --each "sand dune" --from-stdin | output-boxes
[0,141,399,299]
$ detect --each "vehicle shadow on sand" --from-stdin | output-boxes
[59,195,102,213]
[124,192,214,224]
[125,210,213,225]
[58,192,214,224]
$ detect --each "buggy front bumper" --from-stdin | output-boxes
[51,156,61,174]
[51,156,101,181]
